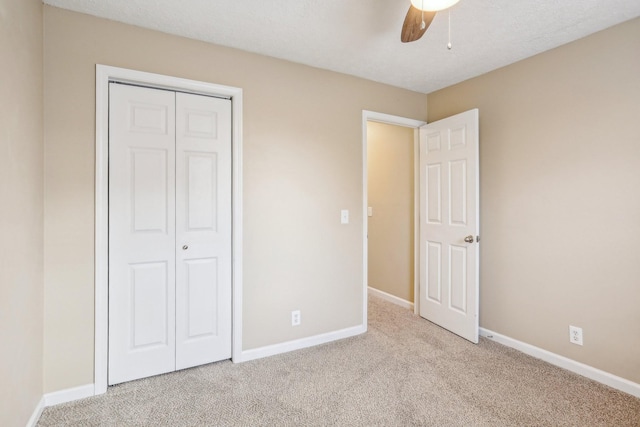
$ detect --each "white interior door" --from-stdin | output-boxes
[419,109,479,343]
[108,83,231,385]
[175,92,232,369]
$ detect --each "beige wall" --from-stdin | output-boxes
[42,6,427,392]
[0,0,44,424]
[367,122,415,303]
[427,18,640,383]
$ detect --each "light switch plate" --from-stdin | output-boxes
[367,207,373,217]
[341,209,349,224]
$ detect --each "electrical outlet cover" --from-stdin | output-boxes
[291,310,301,326]
[569,325,583,346]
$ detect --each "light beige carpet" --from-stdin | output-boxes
[38,296,640,426]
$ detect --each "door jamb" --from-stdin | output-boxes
[362,111,425,318]
[95,65,243,395]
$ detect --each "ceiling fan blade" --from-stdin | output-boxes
[401,5,436,43]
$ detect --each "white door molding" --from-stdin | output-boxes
[95,65,243,395]
[362,110,425,323]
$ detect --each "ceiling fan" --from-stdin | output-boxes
[401,0,460,43]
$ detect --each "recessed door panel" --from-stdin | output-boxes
[184,109,218,139]
[448,245,467,314]
[129,103,168,135]
[427,132,441,152]
[427,164,442,224]
[132,149,168,233]
[186,153,217,231]
[449,159,467,226]
[130,262,169,348]
[449,126,466,150]
[426,242,442,303]
[185,258,219,338]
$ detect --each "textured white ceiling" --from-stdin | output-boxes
[43,0,640,94]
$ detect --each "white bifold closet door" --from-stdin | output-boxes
[108,83,232,385]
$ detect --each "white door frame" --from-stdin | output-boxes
[95,65,243,395]
[362,111,425,318]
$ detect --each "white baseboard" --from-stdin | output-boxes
[368,286,414,310]
[25,384,95,426]
[480,328,640,398]
[44,383,95,407]
[236,324,367,363]
[35,325,368,414]
[26,396,45,427]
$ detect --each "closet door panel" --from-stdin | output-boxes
[175,92,232,369]
[108,83,176,385]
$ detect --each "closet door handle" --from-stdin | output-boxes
[182,245,189,250]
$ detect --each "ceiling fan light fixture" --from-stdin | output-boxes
[410,0,460,12]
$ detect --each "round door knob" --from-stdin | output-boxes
[464,235,474,243]
[182,245,189,250]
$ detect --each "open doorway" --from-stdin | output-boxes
[367,121,415,308]
[363,109,480,342]
[362,111,424,318]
